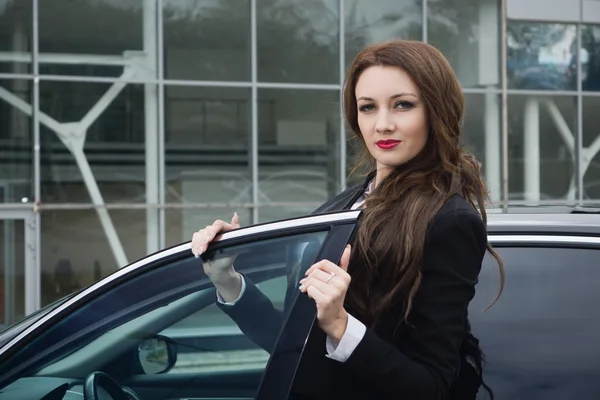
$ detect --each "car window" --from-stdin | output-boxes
[160,273,287,375]
[470,246,600,399]
[0,230,328,400]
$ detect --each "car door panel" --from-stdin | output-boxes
[123,371,262,400]
[0,211,361,400]
[256,222,358,400]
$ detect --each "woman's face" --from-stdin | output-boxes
[355,65,429,177]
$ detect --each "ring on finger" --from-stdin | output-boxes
[325,271,336,284]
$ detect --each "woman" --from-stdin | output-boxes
[191,40,504,399]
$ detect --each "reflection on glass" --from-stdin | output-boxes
[428,0,500,88]
[138,338,171,374]
[507,22,577,90]
[41,210,147,306]
[161,231,327,375]
[39,81,151,203]
[258,0,339,83]
[0,79,33,203]
[582,97,600,199]
[471,247,600,398]
[0,220,25,327]
[344,0,421,67]
[258,89,340,223]
[507,95,577,202]
[0,1,32,74]
[462,93,502,203]
[582,25,600,92]
[38,0,145,77]
[164,86,252,223]
[163,0,250,81]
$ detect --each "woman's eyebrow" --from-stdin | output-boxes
[357,93,418,101]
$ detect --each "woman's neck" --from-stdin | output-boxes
[374,166,393,189]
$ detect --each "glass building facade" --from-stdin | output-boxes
[0,0,599,323]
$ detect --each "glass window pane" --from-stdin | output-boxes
[164,86,252,221]
[165,207,253,249]
[39,81,152,203]
[428,0,500,89]
[7,228,329,399]
[344,0,422,68]
[471,247,600,398]
[583,96,600,199]
[0,1,32,75]
[582,25,600,92]
[463,93,503,203]
[258,0,339,84]
[258,89,340,223]
[507,22,577,91]
[507,0,581,23]
[163,0,250,81]
[0,79,33,203]
[0,219,25,327]
[38,0,147,78]
[508,94,577,202]
[257,205,320,224]
[41,209,146,306]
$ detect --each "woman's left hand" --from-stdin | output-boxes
[299,245,352,343]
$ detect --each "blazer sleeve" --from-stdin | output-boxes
[342,208,487,399]
[217,275,284,353]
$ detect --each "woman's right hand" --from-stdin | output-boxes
[191,213,242,302]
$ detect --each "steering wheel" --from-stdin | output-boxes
[84,371,140,400]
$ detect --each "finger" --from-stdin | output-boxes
[205,222,229,242]
[306,285,328,303]
[300,269,331,285]
[305,259,346,277]
[231,212,240,229]
[301,276,342,297]
[339,245,351,272]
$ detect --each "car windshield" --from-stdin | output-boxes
[0,292,78,348]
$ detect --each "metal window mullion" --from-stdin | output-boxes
[576,23,583,203]
[157,0,166,249]
[250,0,259,224]
[500,0,509,211]
[422,0,428,43]
[339,0,346,191]
[31,0,41,313]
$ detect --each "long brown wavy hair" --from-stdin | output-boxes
[344,41,504,392]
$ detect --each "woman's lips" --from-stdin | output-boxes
[376,140,401,149]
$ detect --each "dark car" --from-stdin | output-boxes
[0,209,597,399]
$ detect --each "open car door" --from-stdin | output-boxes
[0,210,360,400]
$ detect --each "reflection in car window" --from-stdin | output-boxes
[0,231,327,400]
[470,247,600,399]
[0,292,78,348]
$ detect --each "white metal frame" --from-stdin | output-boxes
[0,0,163,268]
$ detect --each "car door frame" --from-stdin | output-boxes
[0,210,362,398]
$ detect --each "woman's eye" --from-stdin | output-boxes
[395,101,414,109]
[359,104,375,112]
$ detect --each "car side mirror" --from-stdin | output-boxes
[137,335,177,375]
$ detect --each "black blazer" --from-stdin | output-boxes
[219,174,488,400]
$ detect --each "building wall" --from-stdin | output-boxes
[0,0,599,317]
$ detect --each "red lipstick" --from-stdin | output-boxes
[376,139,401,149]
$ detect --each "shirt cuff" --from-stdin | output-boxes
[216,274,246,305]
[325,313,366,362]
